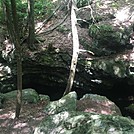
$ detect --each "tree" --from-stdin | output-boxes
[64,0,80,95]
[10,0,22,119]
[4,0,22,118]
[28,0,35,49]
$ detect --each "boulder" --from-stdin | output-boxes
[77,94,122,116]
[4,88,40,104]
[34,92,134,134]
[44,91,77,115]
[39,94,50,102]
[34,111,134,134]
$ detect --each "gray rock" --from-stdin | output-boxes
[39,94,50,102]
[4,88,40,103]
[77,94,122,116]
[34,91,134,134]
[34,111,134,134]
[44,91,77,115]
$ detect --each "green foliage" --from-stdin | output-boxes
[80,38,90,50]
[35,0,54,19]
[126,104,134,113]
[89,24,123,51]
[89,24,114,39]
[0,0,54,30]
[57,25,70,33]
[0,0,5,23]
[111,2,119,9]
[77,0,92,8]
[16,1,27,30]
[88,23,133,55]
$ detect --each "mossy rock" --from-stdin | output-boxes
[86,59,128,78]
[39,94,50,102]
[89,24,129,53]
[44,91,77,115]
[34,111,134,134]
[4,88,40,103]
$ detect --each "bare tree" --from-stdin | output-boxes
[64,0,80,95]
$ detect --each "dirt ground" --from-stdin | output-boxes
[0,100,48,134]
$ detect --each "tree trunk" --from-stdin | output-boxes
[1,0,6,22]
[28,0,35,49]
[64,0,79,96]
[10,0,22,118]
[3,0,15,43]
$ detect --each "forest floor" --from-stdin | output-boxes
[0,8,89,134]
[0,99,48,134]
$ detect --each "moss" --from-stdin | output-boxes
[80,38,90,50]
[89,24,128,55]
[89,24,114,39]
[89,24,121,45]
[88,59,127,78]
[4,88,40,103]
[57,25,70,33]
[35,111,134,134]
[126,104,134,113]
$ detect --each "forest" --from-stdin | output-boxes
[0,0,134,133]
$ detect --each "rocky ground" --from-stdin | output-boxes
[0,99,48,134]
[0,92,125,134]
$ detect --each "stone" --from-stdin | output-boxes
[34,91,134,134]
[77,94,122,116]
[44,91,77,115]
[4,88,40,103]
[90,59,128,78]
[34,111,134,134]
[39,94,50,102]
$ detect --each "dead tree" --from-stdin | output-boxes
[64,0,80,95]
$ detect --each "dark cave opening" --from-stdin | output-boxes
[22,75,134,119]
[91,79,134,119]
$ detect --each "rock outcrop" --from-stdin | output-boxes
[77,94,122,116]
[0,88,50,105]
[34,92,134,134]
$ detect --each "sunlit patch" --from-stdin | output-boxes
[115,6,131,22]
[52,0,58,2]
[91,115,100,119]
[91,79,102,84]
[10,112,15,119]
[59,99,66,104]
[52,111,69,124]
[113,66,120,76]
[101,110,110,115]
[129,52,134,60]
[13,123,28,129]
[0,111,15,119]
[84,108,96,113]
[35,22,43,29]
[33,116,44,121]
